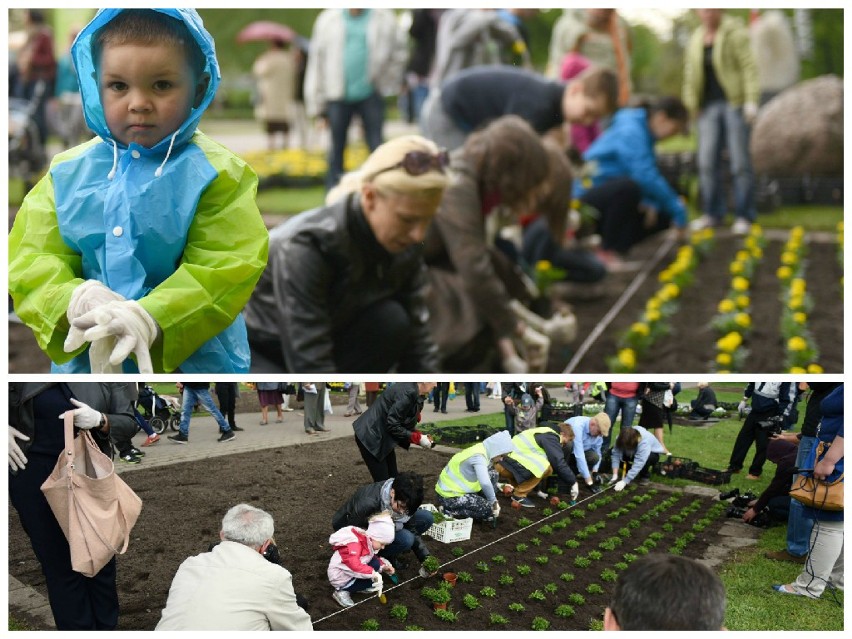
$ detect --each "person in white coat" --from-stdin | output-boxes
[156,504,312,631]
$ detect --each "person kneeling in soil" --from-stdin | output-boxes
[332,472,436,577]
[495,422,579,507]
[604,554,726,630]
[156,504,312,631]
[435,430,516,522]
[328,511,397,608]
[608,425,667,490]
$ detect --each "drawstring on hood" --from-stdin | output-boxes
[107,138,118,180]
[155,131,179,177]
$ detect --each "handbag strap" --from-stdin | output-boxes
[62,411,77,479]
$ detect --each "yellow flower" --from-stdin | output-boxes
[788,366,807,374]
[645,309,662,323]
[717,299,736,314]
[789,295,804,310]
[781,251,798,266]
[790,226,805,239]
[732,276,749,292]
[734,313,752,329]
[717,331,743,353]
[736,295,750,309]
[776,265,793,281]
[658,268,673,283]
[536,260,553,272]
[729,261,744,275]
[744,236,758,250]
[750,247,763,260]
[630,322,650,337]
[750,223,763,236]
[716,352,732,366]
[646,297,661,312]
[793,312,807,324]
[617,348,636,370]
[663,283,680,300]
[790,278,806,296]
[735,250,751,263]
[807,363,824,374]
[787,336,808,352]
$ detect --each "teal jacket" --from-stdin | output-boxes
[9,9,268,373]
[682,14,759,114]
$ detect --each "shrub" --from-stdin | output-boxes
[587,583,604,595]
[434,609,458,623]
[457,571,473,583]
[390,605,408,622]
[649,532,664,541]
[476,561,490,573]
[634,545,650,556]
[564,539,580,549]
[492,554,507,565]
[463,594,480,610]
[518,517,533,528]
[422,586,451,604]
[643,539,657,549]
[586,502,598,511]
[508,602,526,613]
[532,616,551,631]
[362,619,380,630]
[662,523,674,532]
[516,543,529,552]
[557,500,569,510]
[639,513,652,522]
[544,582,558,594]
[552,519,568,530]
[628,519,642,529]
[555,604,576,618]
[421,556,440,573]
[570,508,586,519]
[574,556,591,568]
[594,521,606,531]
[589,618,604,630]
[490,613,509,625]
[516,564,532,576]
[618,527,631,538]
[669,546,683,555]
[549,544,564,555]
[480,586,497,598]
[559,572,575,582]
[575,530,589,540]
[568,593,586,606]
[669,514,684,523]
[587,550,603,561]
[404,625,424,631]
[536,555,549,565]
[539,525,554,535]
[528,589,547,602]
[530,537,542,546]
[614,562,629,571]
[498,573,515,587]
[542,507,554,517]
[451,546,465,557]
[601,569,618,582]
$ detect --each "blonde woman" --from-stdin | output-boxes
[245,136,450,373]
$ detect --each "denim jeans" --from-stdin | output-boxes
[380,509,434,561]
[603,395,638,450]
[178,387,230,436]
[325,91,385,190]
[697,99,755,222]
[342,557,381,593]
[465,383,480,410]
[786,435,817,557]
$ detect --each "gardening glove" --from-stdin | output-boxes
[608,473,619,485]
[410,431,434,449]
[541,310,577,345]
[743,102,759,126]
[370,571,383,585]
[520,325,550,373]
[737,400,747,416]
[569,483,579,501]
[64,280,126,351]
[72,300,158,374]
[491,501,501,518]
[9,426,30,472]
[60,398,102,430]
[614,480,627,492]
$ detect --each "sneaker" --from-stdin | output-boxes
[332,590,355,608]
[141,433,160,447]
[511,496,535,508]
[765,550,806,564]
[689,214,717,231]
[731,218,752,235]
[119,453,141,464]
[168,432,189,444]
[314,427,330,432]
[282,407,295,412]
[637,477,651,486]
[418,565,437,578]
[218,430,236,443]
[534,490,549,500]
[129,446,145,457]
[229,425,244,432]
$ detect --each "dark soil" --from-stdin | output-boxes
[745,240,786,372]
[8,439,725,631]
[805,243,844,372]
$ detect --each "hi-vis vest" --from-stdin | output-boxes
[435,443,487,498]
[507,427,555,478]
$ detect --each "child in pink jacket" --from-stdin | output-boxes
[327,511,396,608]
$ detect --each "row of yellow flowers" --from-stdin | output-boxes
[608,228,715,373]
[777,226,822,373]
[713,224,766,372]
[241,145,370,182]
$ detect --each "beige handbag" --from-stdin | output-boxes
[40,413,143,577]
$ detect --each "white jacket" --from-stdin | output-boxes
[155,541,313,631]
[304,8,408,117]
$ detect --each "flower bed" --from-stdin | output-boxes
[314,486,727,631]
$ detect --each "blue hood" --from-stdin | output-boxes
[71,8,220,153]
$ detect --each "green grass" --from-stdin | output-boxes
[256,186,325,216]
[9,617,32,630]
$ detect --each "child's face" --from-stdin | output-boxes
[100,40,206,148]
[562,84,608,126]
[370,537,387,552]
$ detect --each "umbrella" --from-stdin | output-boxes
[236,21,296,44]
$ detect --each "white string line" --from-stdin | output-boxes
[563,233,676,373]
[312,484,616,626]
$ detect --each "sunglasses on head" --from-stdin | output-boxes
[371,149,449,179]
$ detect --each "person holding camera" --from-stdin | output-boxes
[609,425,667,489]
[156,504,312,630]
[726,382,797,479]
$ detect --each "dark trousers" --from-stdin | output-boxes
[728,409,775,476]
[356,435,398,482]
[465,383,480,411]
[581,178,670,255]
[9,455,119,630]
[342,557,382,592]
[215,382,238,428]
[325,91,385,190]
[434,383,449,412]
[622,451,661,479]
[522,216,606,283]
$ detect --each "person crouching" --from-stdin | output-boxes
[328,511,397,608]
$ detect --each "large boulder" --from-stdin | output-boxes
[751,75,843,176]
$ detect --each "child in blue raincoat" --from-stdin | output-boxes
[9,9,268,373]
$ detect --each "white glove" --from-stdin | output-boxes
[614,480,626,492]
[542,311,577,345]
[371,571,383,585]
[737,400,747,415]
[743,102,759,126]
[501,353,529,374]
[60,398,102,430]
[491,501,501,518]
[521,326,550,373]
[418,434,434,449]
[569,483,579,501]
[64,281,126,343]
[71,300,158,373]
[608,473,618,485]
[9,426,30,472]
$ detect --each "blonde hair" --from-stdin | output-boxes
[326,135,450,205]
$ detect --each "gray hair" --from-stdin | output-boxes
[221,504,274,548]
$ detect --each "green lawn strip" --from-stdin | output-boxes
[255,186,325,217]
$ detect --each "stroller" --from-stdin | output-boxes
[136,384,181,434]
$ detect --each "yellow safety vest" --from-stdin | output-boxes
[435,443,487,498]
[507,427,555,478]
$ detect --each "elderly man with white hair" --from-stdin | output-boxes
[156,504,312,631]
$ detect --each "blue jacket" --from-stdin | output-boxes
[575,108,687,227]
[9,9,268,373]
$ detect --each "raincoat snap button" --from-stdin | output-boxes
[131,150,141,159]
[113,226,124,237]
